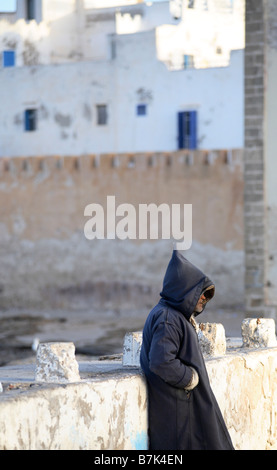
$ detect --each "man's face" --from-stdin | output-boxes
[194,293,207,313]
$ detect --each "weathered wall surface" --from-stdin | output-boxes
[264,0,277,308]
[0,347,277,450]
[244,0,267,316]
[207,348,277,450]
[0,150,244,310]
[0,370,148,450]
[244,0,277,317]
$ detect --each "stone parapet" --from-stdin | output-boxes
[0,345,277,449]
[198,322,227,357]
[122,331,143,367]
[122,319,277,365]
[0,319,276,450]
[35,342,80,383]
[241,318,277,348]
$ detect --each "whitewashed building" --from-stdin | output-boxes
[0,0,245,156]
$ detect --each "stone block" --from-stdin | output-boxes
[122,332,142,367]
[35,342,80,383]
[197,323,226,357]
[241,318,277,348]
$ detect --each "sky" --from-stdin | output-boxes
[0,0,16,12]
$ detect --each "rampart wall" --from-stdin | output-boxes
[0,345,277,450]
[0,150,244,310]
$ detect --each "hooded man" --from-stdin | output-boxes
[140,250,234,450]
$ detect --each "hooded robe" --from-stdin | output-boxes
[140,250,234,450]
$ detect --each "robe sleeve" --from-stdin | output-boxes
[148,321,193,389]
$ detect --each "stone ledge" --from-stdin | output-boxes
[1,346,277,449]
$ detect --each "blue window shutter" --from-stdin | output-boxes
[137,104,147,116]
[3,51,15,67]
[190,110,197,150]
[184,112,190,149]
[178,112,184,149]
[178,110,197,150]
[24,109,37,131]
[25,110,30,131]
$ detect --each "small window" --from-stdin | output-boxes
[25,109,37,132]
[26,0,35,20]
[178,110,197,150]
[3,50,15,67]
[137,104,147,116]
[188,0,194,8]
[96,105,108,125]
[184,55,194,69]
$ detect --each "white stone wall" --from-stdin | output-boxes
[0,0,244,68]
[207,349,277,450]
[0,371,148,450]
[0,0,244,156]
[0,41,244,157]
[1,347,277,450]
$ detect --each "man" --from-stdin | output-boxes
[140,250,234,450]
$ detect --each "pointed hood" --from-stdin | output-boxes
[160,250,215,321]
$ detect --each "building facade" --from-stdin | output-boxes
[0,0,244,156]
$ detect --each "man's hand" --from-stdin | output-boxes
[184,367,199,391]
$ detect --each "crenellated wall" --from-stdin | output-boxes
[0,149,243,242]
[0,150,243,308]
[0,150,244,310]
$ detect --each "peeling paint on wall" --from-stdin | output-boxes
[54,113,72,128]
[83,103,92,121]
[130,430,148,450]
[136,87,153,103]
[14,113,23,127]
[38,105,49,121]
[23,40,39,66]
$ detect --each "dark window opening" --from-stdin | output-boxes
[26,0,35,20]
[188,0,194,8]
[25,109,37,131]
[178,111,197,150]
[96,105,108,125]
[137,104,147,116]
